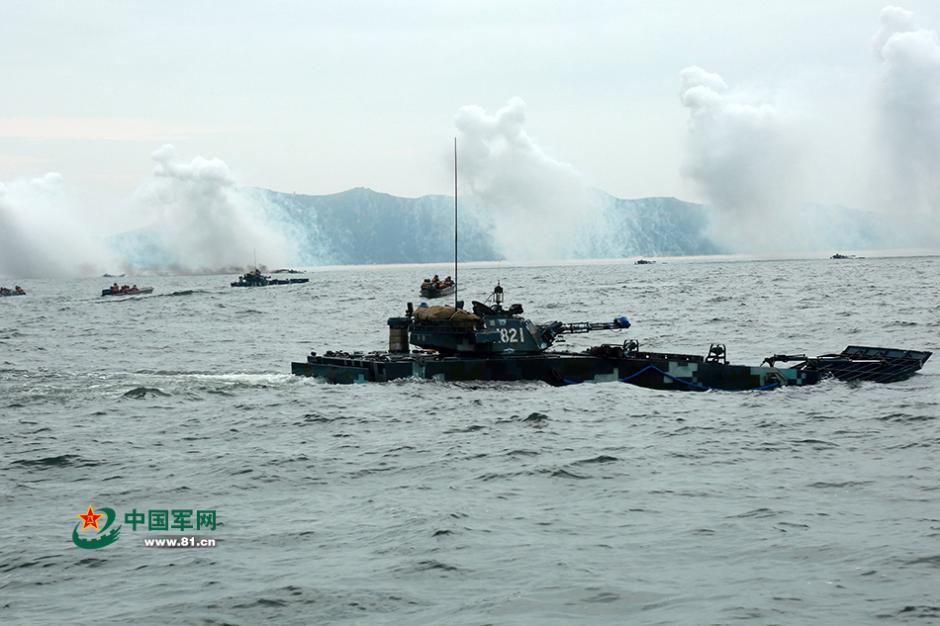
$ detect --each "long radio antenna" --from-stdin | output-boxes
[454,137,458,308]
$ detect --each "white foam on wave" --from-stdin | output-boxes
[179,373,298,385]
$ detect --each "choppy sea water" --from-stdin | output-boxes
[2,256,939,625]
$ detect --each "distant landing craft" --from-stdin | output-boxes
[230,269,309,287]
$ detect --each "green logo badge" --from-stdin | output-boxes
[72,505,122,549]
[71,504,218,550]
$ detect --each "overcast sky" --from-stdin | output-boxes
[2,0,939,211]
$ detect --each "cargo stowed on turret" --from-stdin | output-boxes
[291,281,931,389]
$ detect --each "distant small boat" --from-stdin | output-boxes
[831,253,856,259]
[635,259,656,265]
[101,287,153,296]
[420,283,456,299]
[102,273,126,278]
[0,288,26,297]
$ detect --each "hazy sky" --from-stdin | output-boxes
[3,0,940,211]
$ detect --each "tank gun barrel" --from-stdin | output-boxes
[540,316,630,344]
[558,316,631,334]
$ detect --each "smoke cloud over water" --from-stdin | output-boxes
[130,145,297,272]
[873,5,940,222]
[454,98,614,260]
[1,147,299,278]
[0,173,115,278]
[678,66,808,251]
[675,7,940,252]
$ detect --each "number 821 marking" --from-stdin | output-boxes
[499,328,522,343]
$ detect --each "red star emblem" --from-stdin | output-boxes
[77,505,103,530]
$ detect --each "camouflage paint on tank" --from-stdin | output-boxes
[291,344,930,390]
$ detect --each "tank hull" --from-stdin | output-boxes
[292,351,815,390]
[231,278,309,287]
[101,287,153,296]
[291,345,930,390]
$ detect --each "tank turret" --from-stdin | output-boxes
[388,282,630,356]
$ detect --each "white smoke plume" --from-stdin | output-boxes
[454,97,613,260]
[678,66,807,251]
[872,6,940,221]
[0,173,114,278]
[134,145,297,271]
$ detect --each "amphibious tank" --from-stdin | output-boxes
[291,283,931,391]
[231,269,309,287]
[101,285,153,296]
